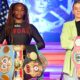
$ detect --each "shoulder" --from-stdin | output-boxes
[29,24,39,34]
[30,24,38,30]
[64,20,75,25]
[63,20,75,29]
[30,24,35,28]
[61,20,75,30]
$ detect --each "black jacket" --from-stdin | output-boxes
[6,24,45,50]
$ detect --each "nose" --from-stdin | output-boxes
[18,11,23,14]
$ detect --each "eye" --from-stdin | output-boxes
[22,9,25,11]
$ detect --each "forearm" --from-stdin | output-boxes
[36,42,45,50]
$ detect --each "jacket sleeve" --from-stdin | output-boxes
[31,24,45,50]
[60,22,74,50]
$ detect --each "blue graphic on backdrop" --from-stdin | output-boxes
[27,0,74,33]
[8,0,74,42]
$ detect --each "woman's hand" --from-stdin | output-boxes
[2,39,7,45]
[0,39,7,47]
